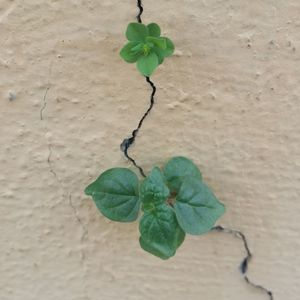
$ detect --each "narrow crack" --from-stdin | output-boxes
[69,194,88,242]
[40,62,53,120]
[136,0,143,23]
[47,143,59,181]
[212,226,274,299]
[120,1,157,178]
[40,87,50,120]
[47,143,88,243]
[120,76,156,178]
[37,53,89,263]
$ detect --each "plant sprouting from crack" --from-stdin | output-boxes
[120,23,174,76]
[84,0,275,298]
[85,156,225,259]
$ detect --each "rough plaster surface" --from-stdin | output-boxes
[1,0,300,299]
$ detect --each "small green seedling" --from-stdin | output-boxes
[85,156,225,259]
[120,22,175,76]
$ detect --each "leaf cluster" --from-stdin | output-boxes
[85,157,225,259]
[120,23,175,76]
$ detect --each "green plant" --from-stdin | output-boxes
[83,3,274,298]
[85,156,225,259]
[120,22,175,76]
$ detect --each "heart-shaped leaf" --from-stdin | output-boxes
[164,156,202,193]
[126,23,148,42]
[85,168,140,222]
[140,167,169,209]
[174,178,225,235]
[147,23,161,37]
[137,52,159,76]
[120,41,141,63]
[139,204,185,259]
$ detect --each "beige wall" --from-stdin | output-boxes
[1,0,299,299]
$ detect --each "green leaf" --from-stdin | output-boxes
[160,37,175,57]
[130,43,143,53]
[139,204,184,259]
[120,41,141,63]
[174,178,225,235]
[126,23,148,42]
[146,36,166,50]
[147,23,161,37]
[164,156,202,193]
[137,52,159,76]
[152,47,165,64]
[139,237,170,260]
[152,37,174,64]
[175,224,185,248]
[85,168,140,222]
[140,167,170,209]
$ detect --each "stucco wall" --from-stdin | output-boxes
[1,0,299,299]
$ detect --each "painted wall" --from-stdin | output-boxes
[1,1,299,299]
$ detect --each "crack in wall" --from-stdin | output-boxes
[69,194,88,242]
[46,142,88,245]
[212,226,274,299]
[120,1,274,299]
[40,62,53,120]
[120,1,156,178]
[39,60,88,243]
[120,76,156,178]
[136,0,143,23]
[40,87,50,121]
[47,143,59,181]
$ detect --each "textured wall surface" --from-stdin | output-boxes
[1,0,300,299]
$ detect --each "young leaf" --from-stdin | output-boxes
[126,23,148,42]
[147,23,161,37]
[146,36,167,50]
[140,167,169,209]
[152,47,165,64]
[120,41,141,63]
[85,168,140,222]
[137,52,159,76]
[174,178,225,235]
[160,37,175,57]
[164,156,202,193]
[139,204,184,259]
[130,43,143,53]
